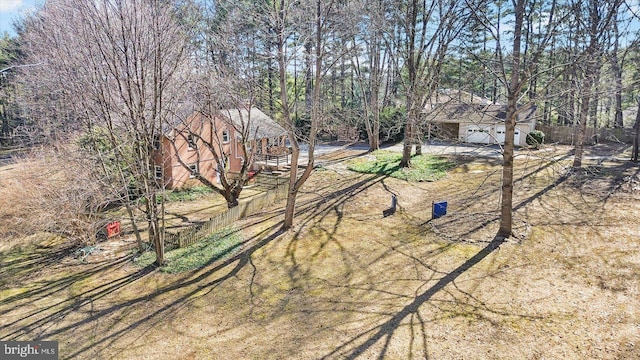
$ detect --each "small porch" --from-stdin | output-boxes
[254,148,291,171]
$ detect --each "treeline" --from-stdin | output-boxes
[1,1,639,147]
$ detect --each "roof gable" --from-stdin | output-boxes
[165,106,287,139]
[426,95,536,125]
[219,107,287,139]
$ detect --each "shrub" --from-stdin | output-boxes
[157,186,212,203]
[526,130,545,147]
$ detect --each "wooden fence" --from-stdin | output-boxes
[537,124,634,145]
[164,177,289,249]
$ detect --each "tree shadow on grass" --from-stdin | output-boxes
[423,152,574,242]
[321,236,507,359]
[0,241,149,320]
[564,162,640,202]
[283,173,388,277]
[0,254,155,340]
[0,242,75,288]
[0,220,287,358]
[65,223,286,359]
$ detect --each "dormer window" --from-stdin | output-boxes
[222,129,230,143]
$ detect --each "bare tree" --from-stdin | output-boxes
[167,92,261,208]
[350,0,394,152]
[18,0,189,265]
[396,0,469,167]
[572,0,622,168]
[0,144,113,247]
[470,0,565,237]
[166,2,272,208]
[264,0,343,230]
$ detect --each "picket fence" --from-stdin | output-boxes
[165,178,289,249]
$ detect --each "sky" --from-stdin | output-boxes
[0,0,40,37]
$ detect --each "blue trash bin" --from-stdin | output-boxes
[432,201,447,219]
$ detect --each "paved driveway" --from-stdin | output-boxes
[299,141,508,163]
[381,141,505,157]
[307,140,632,163]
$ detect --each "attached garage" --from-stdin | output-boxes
[425,90,538,147]
[466,125,491,144]
[495,125,521,145]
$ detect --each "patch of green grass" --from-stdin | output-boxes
[134,228,244,273]
[347,150,454,181]
[157,186,213,203]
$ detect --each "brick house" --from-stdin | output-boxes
[154,107,288,189]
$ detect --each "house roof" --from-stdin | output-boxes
[163,102,199,135]
[219,107,287,139]
[425,89,496,111]
[165,106,287,139]
[425,90,536,125]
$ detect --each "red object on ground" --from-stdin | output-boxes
[106,221,121,238]
[248,170,257,183]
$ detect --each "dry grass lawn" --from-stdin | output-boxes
[1,144,639,359]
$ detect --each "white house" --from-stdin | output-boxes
[424,90,537,147]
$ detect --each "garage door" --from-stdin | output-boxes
[496,125,521,145]
[466,125,491,144]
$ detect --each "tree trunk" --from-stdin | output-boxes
[275,1,297,231]
[304,40,313,114]
[147,191,164,266]
[0,103,8,138]
[225,192,240,208]
[498,101,518,238]
[400,0,418,168]
[283,195,297,229]
[278,0,322,231]
[372,110,380,150]
[369,42,381,152]
[497,0,524,239]
[124,202,145,253]
[591,65,601,132]
[573,0,604,168]
[283,145,299,230]
[267,40,275,115]
[632,99,640,163]
[573,73,594,168]
[400,120,413,168]
[611,14,624,128]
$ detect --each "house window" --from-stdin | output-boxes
[153,135,161,150]
[187,134,197,149]
[189,163,198,178]
[222,129,230,143]
[154,166,163,180]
